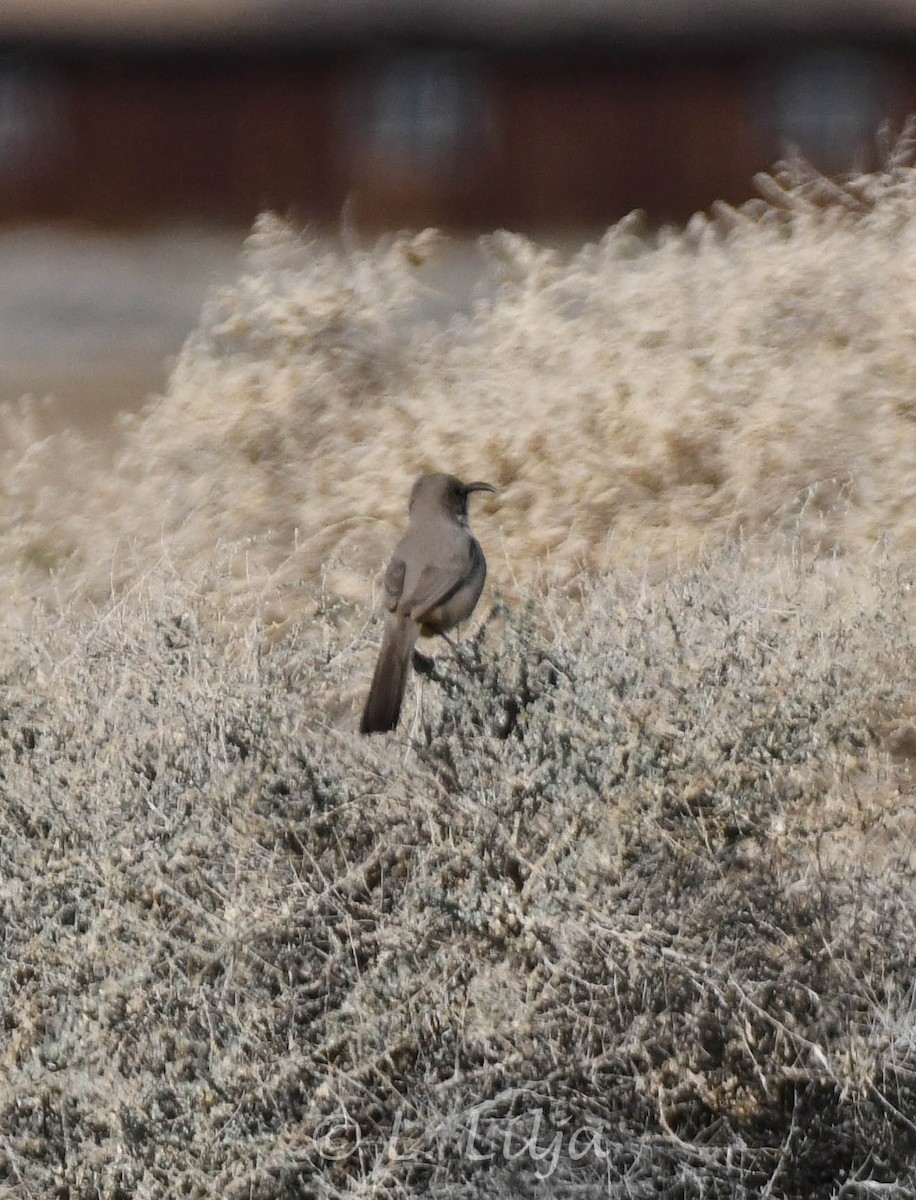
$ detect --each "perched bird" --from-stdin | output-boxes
[360,472,495,734]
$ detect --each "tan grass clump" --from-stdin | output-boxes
[1,147,916,620]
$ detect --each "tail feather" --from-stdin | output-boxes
[360,615,418,734]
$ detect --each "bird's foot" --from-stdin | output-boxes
[412,649,436,676]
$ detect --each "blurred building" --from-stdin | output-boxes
[1,0,915,228]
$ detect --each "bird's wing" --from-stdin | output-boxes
[404,539,481,620]
[383,554,407,612]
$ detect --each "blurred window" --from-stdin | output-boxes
[0,58,59,178]
[758,49,890,171]
[355,52,487,173]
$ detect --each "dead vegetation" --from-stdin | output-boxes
[0,545,913,1199]
[1,136,916,618]
[1,143,915,1197]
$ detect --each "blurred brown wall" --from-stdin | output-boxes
[0,43,911,230]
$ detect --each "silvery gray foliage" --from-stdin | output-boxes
[1,541,912,1199]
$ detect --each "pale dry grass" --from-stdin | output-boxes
[1,146,915,1199]
[1,149,915,622]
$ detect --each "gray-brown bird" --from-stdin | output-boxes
[360,472,496,735]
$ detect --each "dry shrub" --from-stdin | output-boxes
[0,541,914,1199]
[1,144,916,1198]
[1,143,915,616]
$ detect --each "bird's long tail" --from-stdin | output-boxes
[360,614,419,734]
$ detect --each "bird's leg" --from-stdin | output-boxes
[412,633,468,676]
[442,631,481,671]
[440,631,462,657]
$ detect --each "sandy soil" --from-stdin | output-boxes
[0,223,495,437]
[0,225,246,433]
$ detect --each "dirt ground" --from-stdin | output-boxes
[0,225,245,433]
[0,223,492,437]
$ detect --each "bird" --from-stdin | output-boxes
[360,472,496,735]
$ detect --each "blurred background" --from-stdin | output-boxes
[3,0,916,430]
